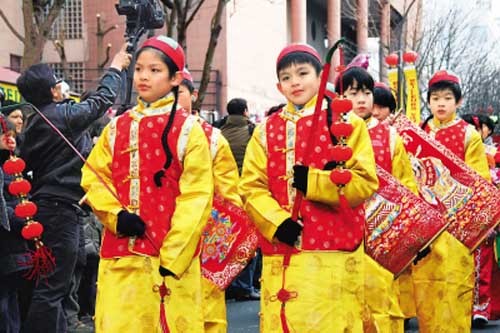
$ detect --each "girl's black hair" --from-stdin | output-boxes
[137,47,181,187]
[373,86,396,113]
[334,67,374,94]
[181,79,195,94]
[426,81,462,103]
[276,52,322,77]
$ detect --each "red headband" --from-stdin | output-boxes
[374,82,390,91]
[141,36,185,72]
[182,68,193,84]
[428,70,460,87]
[276,43,321,68]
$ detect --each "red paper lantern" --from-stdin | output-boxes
[330,169,353,185]
[331,146,353,162]
[330,98,353,114]
[21,222,44,240]
[403,51,418,63]
[15,201,38,218]
[3,157,26,175]
[385,53,399,67]
[8,179,32,196]
[330,122,354,138]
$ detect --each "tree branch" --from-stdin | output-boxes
[0,9,25,43]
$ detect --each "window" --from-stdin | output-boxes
[10,54,22,73]
[50,0,83,40]
[50,62,85,94]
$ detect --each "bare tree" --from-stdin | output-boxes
[0,0,65,70]
[158,0,228,111]
[413,5,500,122]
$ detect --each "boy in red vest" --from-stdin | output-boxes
[239,43,378,332]
[337,67,417,333]
[416,70,490,332]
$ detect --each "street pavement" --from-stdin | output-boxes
[226,300,500,332]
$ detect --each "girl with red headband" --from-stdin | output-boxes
[81,36,213,332]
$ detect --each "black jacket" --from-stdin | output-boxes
[20,68,122,203]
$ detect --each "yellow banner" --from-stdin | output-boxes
[0,82,22,102]
[403,64,420,124]
[387,67,399,108]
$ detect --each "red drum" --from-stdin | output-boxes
[365,166,449,276]
[393,114,500,251]
[200,194,258,290]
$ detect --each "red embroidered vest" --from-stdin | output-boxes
[262,110,365,254]
[425,120,467,160]
[100,110,190,258]
[369,121,392,173]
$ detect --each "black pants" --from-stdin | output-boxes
[22,200,82,333]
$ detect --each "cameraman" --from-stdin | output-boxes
[17,44,131,333]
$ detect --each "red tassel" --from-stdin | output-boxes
[280,305,290,333]
[19,239,55,285]
[158,281,170,333]
[338,193,353,216]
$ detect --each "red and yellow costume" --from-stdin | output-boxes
[198,119,242,333]
[416,115,490,332]
[81,95,213,333]
[364,117,418,332]
[239,97,378,332]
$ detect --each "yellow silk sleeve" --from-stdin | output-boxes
[305,112,379,206]
[391,131,419,195]
[465,127,491,181]
[81,124,122,234]
[160,122,214,277]
[239,123,290,242]
[213,133,242,207]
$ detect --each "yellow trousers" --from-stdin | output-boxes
[95,256,204,333]
[412,231,474,333]
[260,246,365,333]
[201,277,227,333]
[363,255,404,333]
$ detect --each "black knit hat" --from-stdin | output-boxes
[17,64,60,107]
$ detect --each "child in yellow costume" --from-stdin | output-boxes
[416,70,490,333]
[372,82,417,321]
[239,43,378,332]
[81,36,213,333]
[178,68,242,333]
[338,69,418,333]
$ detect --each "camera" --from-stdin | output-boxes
[115,0,164,32]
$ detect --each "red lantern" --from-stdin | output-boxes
[403,51,418,63]
[331,146,353,162]
[3,157,26,175]
[330,98,353,114]
[21,221,44,240]
[385,53,399,67]
[9,179,32,196]
[330,169,353,185]
[15,201,38,218]
[330,122,354,138]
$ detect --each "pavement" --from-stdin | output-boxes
[226,300,500,332]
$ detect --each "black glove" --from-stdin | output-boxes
[274,217,303,247]
[159,266,175,277]
[413,246,431,265]
[116,211,146,237]
[292,165,308,195]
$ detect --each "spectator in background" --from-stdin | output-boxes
[1,100,24,135]
[0,115,29,333]
[17,44,130,333]
[220,98,254,174]
[221,98,260,301]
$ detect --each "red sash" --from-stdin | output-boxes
[393,114,500,251]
